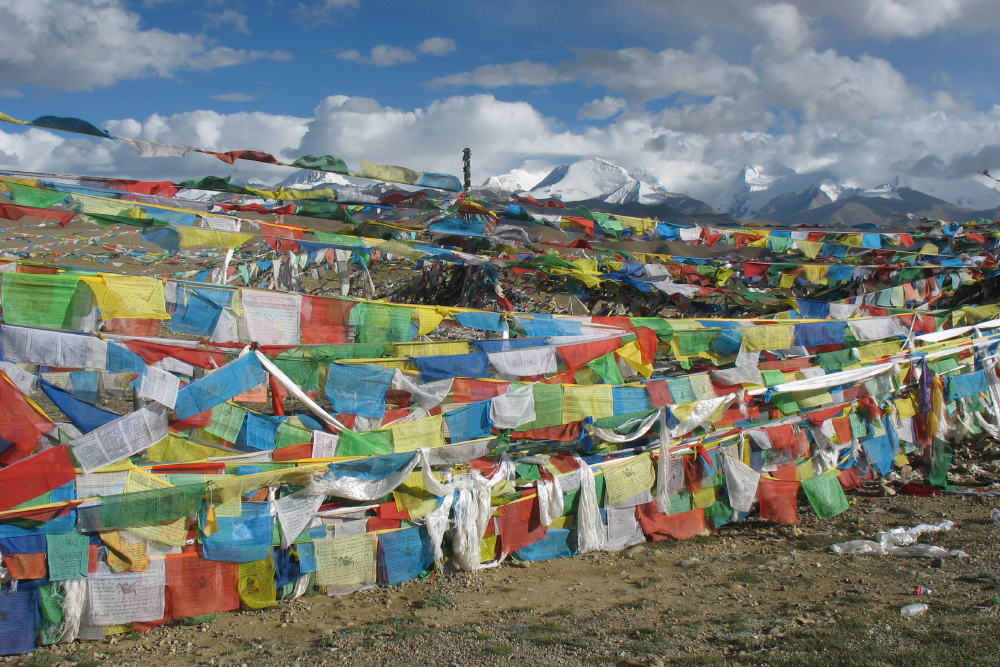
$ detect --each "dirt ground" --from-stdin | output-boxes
[16,486,1000,667]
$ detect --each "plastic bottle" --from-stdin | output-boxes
[991,508,1000,523]
[900,603,929,617]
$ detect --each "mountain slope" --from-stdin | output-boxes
[715,162,848,219]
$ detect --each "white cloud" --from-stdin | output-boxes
[0,0,288,91]
[578,96,628,120]
[210,93,257,102]
[338,45,417,66]
[6,93,1000,208]
[295,0,359,26]
[418,37,457,56]
[629,0,1000,40]
[429,61,566,88]
[431,48,756,101]
[752,3,811,54]
[203,9,251,36]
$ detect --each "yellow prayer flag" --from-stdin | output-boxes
[796,240,823,259]
[741,324,795,351]
[412,307,446,337]
[562,384,614,423]
[691,485,717,509]
[801,265,829,283]
[616,339,653,378]
[82,275,170,320]
[239,557,277,609]
[894,396,917,420]
[175,226,253,249]
[0,111,26,125]
[391,414,446,452]
[359,160,420,184]
[603,453,654,504]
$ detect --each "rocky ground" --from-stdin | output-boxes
[15,483,1000,667]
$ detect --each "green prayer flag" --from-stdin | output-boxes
[177,175,251,194]
[928,438,953,488]
[801,472,849,519]
[2,181,70,209]
[674,330,716,356]
[669,490,693,515]
[83,213,170,228]
[515,463,541,480]
[38,584,65,645]
[1,272,81,328]
[270,357,322,390]
[817,348,855,373]
[46,530,90,581]
[290,154,349,174]
[276,422,313,449]
[337,428,394,457]
[349,302,414,343]
[586,352,624,384]
[519,383,564,430]
[99,483,206,529]
[708,499,734,527]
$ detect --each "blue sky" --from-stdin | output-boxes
[2,0,1000,203]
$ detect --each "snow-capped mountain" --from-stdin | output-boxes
[892,174,1000,210]
[524,157,689,205]
[480,159,554,193]
[715,162,1000,221]
[715,161,850,219]
[276,169,353,189]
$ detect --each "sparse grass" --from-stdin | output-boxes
[794,534,840,550]
[542,606,574,617]
[417,593,459,609]
[612,597,652,610]
[509,605,534,612]
[483,644,513,656]
[634,575,664,589]
[740,606,1000,667]
[731,570,761,584]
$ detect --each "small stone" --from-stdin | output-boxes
[280,622,288,628]
[512,561,531,568]
[624,545,645,557]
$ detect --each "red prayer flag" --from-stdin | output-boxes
[636,503,706,541]
[166,553,240,619]
[557,337,622,370]
[498,495,547,555]
[0,445,76,512]
[757,477,800,524]
[300,296,356,344]
[0,203,76,226]
[452,379,509,403]
[125,340,228,370]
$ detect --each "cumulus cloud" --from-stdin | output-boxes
[752,3,811,54]
[337,45,418,66]
[0,0,288,91]
[4,93,1000,207]
[418,37,457,56]
[578,96,628,120]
